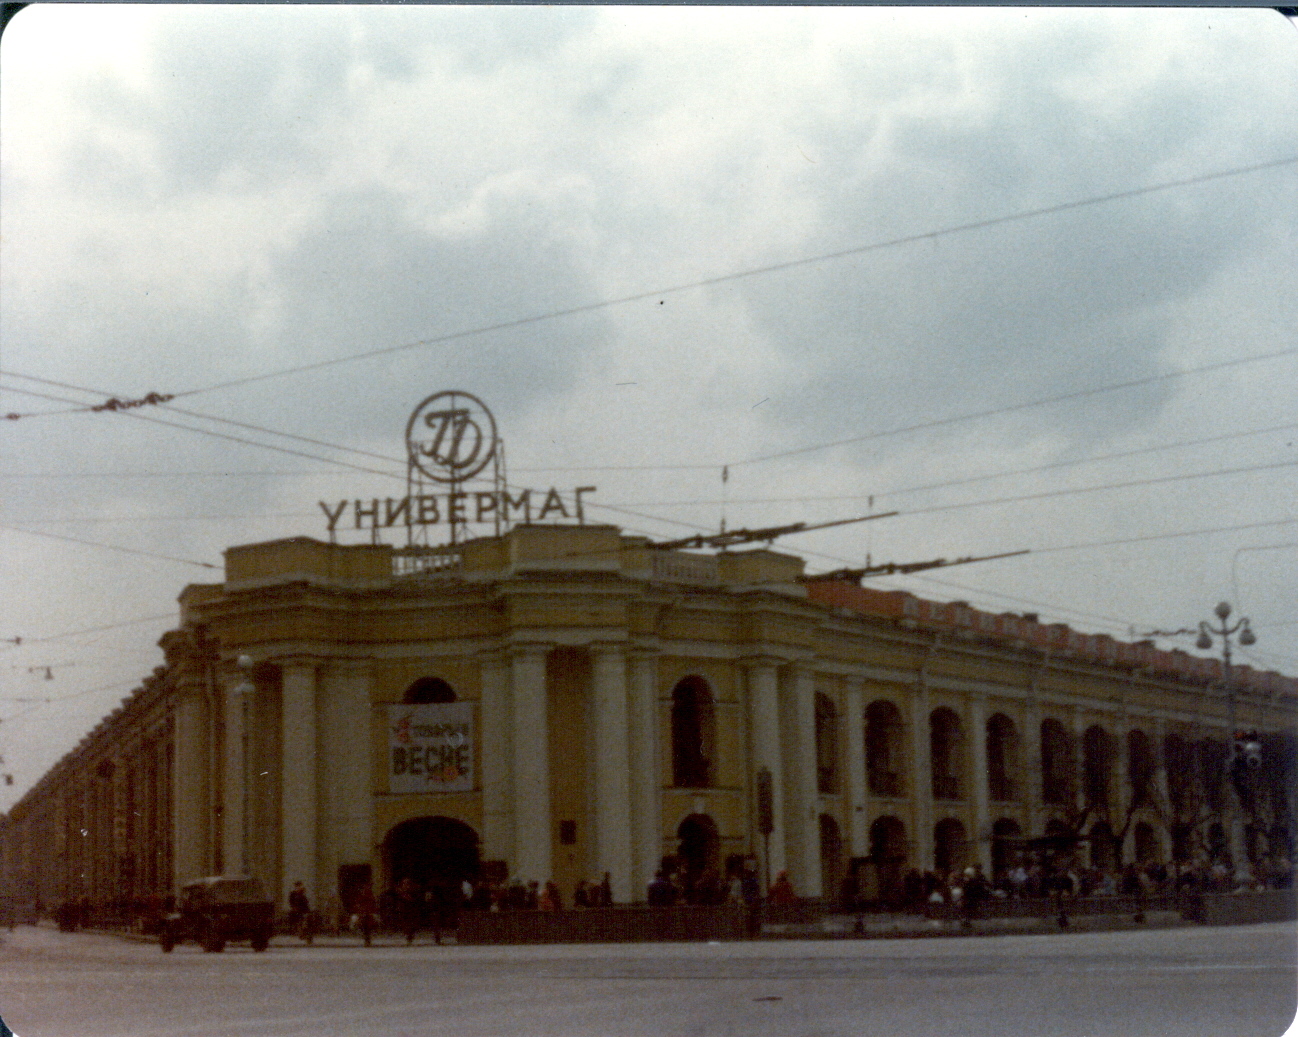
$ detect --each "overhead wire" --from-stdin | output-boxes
[594,460,1296,515]
[732,348,1298,467]
[0,524,220,569]
[153,153,1298,402]
[2,613,178,646]
[3,155,1293,419]
[1,379,410,477]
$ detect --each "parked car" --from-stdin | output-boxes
[159,875,274,953]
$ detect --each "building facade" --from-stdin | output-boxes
[3,523,1295,913]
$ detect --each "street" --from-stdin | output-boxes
[0,922,1294,1037]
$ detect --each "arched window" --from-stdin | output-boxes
[815,692,840,794]
[403,677,457,704]
[930,708,964,801]
[1083,725,1115,814]
[986,713,1019,802]
[671,677,715,788]
[1127,729,1155,804]
[1041,719,1075,805]
[866,700,905,797]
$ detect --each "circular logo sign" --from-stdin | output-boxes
[405,390,498,483]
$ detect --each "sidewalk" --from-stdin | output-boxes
[762,909,1192,939]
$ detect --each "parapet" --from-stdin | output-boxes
[223,537,393,590]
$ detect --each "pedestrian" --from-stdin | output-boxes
[647,870,677,907]
[288,881,311,942]
[352,880,377,947]
[396,876,421,944]
[767,870,797,905]
[960,865,989,929]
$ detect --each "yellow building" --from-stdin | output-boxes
[3,522,1295,914]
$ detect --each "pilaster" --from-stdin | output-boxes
[627,648,662,895]
[744,658,786,883]
[510,645,552,884]
[969,692,991,872]
[843,678,868,857]
[590,643,633,902]
[279,659,318,906]
[479,649,515,865]
[780,664,820,897]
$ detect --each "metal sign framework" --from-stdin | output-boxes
[404,390,505,547]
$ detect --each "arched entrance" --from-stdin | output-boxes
[819,814,843,903]
[1089,821,1117,871]
[1133,821,1161,865]
[383,816,480,892]
[991,818,1023,879]
[934,818,968,875]
[869,816,908,905]
[676,813,720,891]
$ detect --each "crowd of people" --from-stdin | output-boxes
[836,853,1295,915]
[25,847,1296,941]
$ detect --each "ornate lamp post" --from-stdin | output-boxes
[1195,602,1257,868]
[1195,601,1256,742]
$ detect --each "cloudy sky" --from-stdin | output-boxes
[1,5,1295,810]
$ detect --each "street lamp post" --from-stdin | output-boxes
[1195,601,1256,747]
[1195,602,1256,868]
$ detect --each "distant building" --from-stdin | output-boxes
[3,523,1295,912]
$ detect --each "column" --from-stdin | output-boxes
[511,645,552,884]
[479,650,515,865]
[1022,695,1044,836]
[1112,718,1130,859]
[969,693,991,872]
[910,681,934,870]
[280,660,318,906]
[627,649,662,895]
[172,680,211,885]
[317,661,374,904]
[844,678,868,858]
[780,664,820,897]
[744,659,786,883]
[591,644,633,902]
[1151,717,1173,861]
[1070,707,1087,818]
[221,675,247,873]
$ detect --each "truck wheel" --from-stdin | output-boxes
[160,934,175,953]
[251,931,270,952]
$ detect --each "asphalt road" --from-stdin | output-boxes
[1,922,1294,1037]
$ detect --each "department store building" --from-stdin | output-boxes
[3,522,1295,913]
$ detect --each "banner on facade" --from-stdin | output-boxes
[387,702,473,793]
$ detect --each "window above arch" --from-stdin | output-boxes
[402,677,457,704]
[671,676,715,789]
